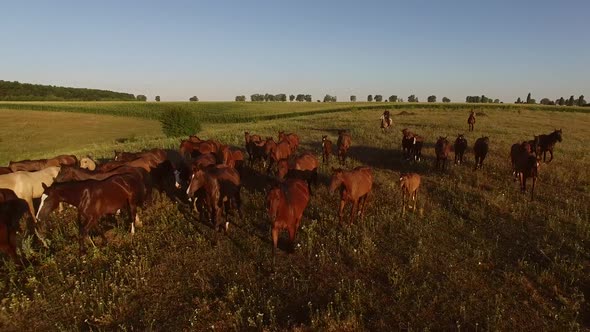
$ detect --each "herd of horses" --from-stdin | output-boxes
[0,111,564,264]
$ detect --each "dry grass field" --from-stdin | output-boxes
[0,104,589,330]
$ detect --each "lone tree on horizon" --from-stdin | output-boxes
[427,95,436,103]
[136,95,147,101]
[155,96,160,102]
[289,94,295,102]
[350,95,356,102]
[189,96,199,102]
[526,92,532,104]
[367,94,373,102]
[442,97,450,102]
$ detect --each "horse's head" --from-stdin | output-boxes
[277,159,289,180]
[36,183,59,222]
[266,184,283,223]
[555,129,563,142]
[79,157,96,171]
[186,166,206,198]
[329,167,345,193]
[54,165,76,183]
[278,131,285,140]
[113,150,121,161]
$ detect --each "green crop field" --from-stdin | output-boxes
[0,103,589,330]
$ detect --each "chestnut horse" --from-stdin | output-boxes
[9,154,77,172]
[329,167,373,225]
[400,173,421,215]
[278,131,300,153]
[435,136,452,171]
[114,148,167,164]
[277,152,319,194]
[510,141,539,200]
[0,166,60,222]
[322,135,333,164]
[267,178,310,264]
[454,134,468,165]
[244,131,262,160]
[0,189,28,261]
[179,139,220,159]
[264,137,291,174]
[336,130,352,166]
[536,129,562,163]
[186,165,242,232]
[468,110,476,132]
[37,172,149,254]
[473,136,489,170]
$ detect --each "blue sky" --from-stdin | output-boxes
[1,0,588,102]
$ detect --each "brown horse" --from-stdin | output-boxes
[0,189,28,261]
[179,140,220,159]
[0,167,11,175]
[380,110,393,132]
[188,135,203,143]
[277,152,319,194]
[400,173,421,215]
[329,167,373,225]
[536,129,562,163]
[454,134,468,165]
[244,131,262,161]
[401,129,424,162]
[473,136,489,170]
[9,154,77,172]
[468,110,476,132]
[114,148,167,164]
[510,141,539,200]
[37,172,149,254]
[322,135,333,164]
[278,131,300,152]
[264,138,291,174]
[186,165,242,232]
[267,178,310,263]
[336,130,352,166]
[435,136,452,170]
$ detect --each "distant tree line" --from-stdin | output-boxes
[466,95,500,103]
[249,93,292,102]
[323,94,337,102]
[0,80,136,101]
[515,92,586,106]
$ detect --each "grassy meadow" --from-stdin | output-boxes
[0,103,589,330]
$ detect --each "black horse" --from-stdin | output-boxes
[536,129,562,163]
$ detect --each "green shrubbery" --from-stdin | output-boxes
[160,107,201,137]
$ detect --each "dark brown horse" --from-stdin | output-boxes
[278,131,300,153]
[468,110,476,132]
[277,152,319,194]
[0,189,28,261]
[0,167,11,175]
[9,154,77,172]
[536,129,562,163]
[244,131,262,161]
[329,167,373,225]
[454,134,468,165]
[96,157,157,173]
[336,130,352,166]
[510,141,539,200]
[114,148,167,164]
[248,140,268,167]
[267,178,310,263]
[473,136,489,170]
[322,135,333,164]
[186,165,242,232]
[435,136,452,170]
[401,129,423,162]
[37,173,149,254]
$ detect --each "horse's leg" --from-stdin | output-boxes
[338,199,346,225]
[272,226,279,266]
[288,223,297,253]
[26,198,37,223]
[531,175,536,200]
[359,193,369,220]
[235,189,243,220]
[548,149,553,163]
[349,200,358,226]
[128,202,137,235]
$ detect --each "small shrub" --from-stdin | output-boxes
[160,108,202,137]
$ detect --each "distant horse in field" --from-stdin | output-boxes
[244,131,262,161]
[510,141,539,200]
[36,173,149,254]
[278,131,300,153]
[468,110,476,132]
[435,136,452,171]
[0,189,28,261]
[9,154,77,172]
[454,134,468,165]
[400,173,421,216]
[336,130,352,166]
[186,165,242,232]
[267,178,310,264]
[321,135,333,164]
[536,129,562,163]
[380,110,393,132]
[0,166,60,222]
[401,129,423,162]
[329,167,373,225]
[277,152,319,194]
[473,136,489,170]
